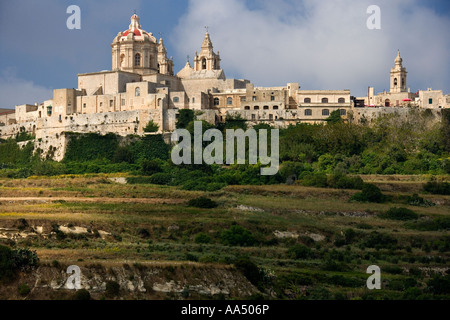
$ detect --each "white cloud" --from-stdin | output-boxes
[172,0,450,96]
[0,69,53,109]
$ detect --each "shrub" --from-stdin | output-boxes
[143,120,159,133]
[194,233,212,244]
[379,207,419,221]
[138,228,151,239]
[221,225,256,247]
[423,181,450,195]
[18,283,31,296]
[407,194,434,207]
[11,248,39,272]
[406,216,450,231]
[300,172,327,188]
[149,173,172,185]
[187,197,218,209]
[287,245,312,259]
[327,174,364,190]
[427,274,450,295]
[363,232,397,249]
[141,159,163,175]
[234,258,263,286]
[105,281,120,297]
[351,183,386,203]
[73,289,91,300]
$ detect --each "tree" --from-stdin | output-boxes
[143,120,159,133]
[176,109,195,129]
[326,110,343,124]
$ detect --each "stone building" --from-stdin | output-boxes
[0,14,447,159]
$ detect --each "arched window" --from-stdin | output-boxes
[385,99,391,107]
[214,98,220,106]
[394,78,398,86]
[402,78,405,87]
[135,53,141,67]
[135,87,140,97]
[304,98,311,103]
[244,106,250,110]
[173,97,179,103]
[202,58,207,70]
[304,109,312,116]
[263,106,269,110]
[322,109,330,116]
[227,97,233,105]
[192,97,195,103]
[273,106,279,110]
[340,109,347,116]
[322,98,328,103]
[254,106,260,110]
[120,54,125,67]
[338,98,345,103]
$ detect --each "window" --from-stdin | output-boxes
[322,109,330,116]
[227,97,233,105]
[322,98,328,103]
[192,97,195,103]
[173,97,179,103]
[338,98,345,103]
[304,109,312,116]
[244,106,250,110]
[385,99,390,107]
[135,87,140,97]
[252,96,257,101]
[241,97,246,102]
[340,109,347,116]
[263,106,269,110]
[304,98,311,103]
[394,78,398,86]
[269,114,273,120]
[214,98,220,106]
[135,53,141,67]
[59,115,62,122]
[271,96,275,101]
[83,103,86,108]
[110,100,113,107]
[429,98,433,104]
[47,106,52,116]
[202,58,207,70]
[273,106,279,110]
[254,106,260,110]
[100,102,103,107]
[402,78,405,87]
[121,99,125,106]
[252,114,256,120]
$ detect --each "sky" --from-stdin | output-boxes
[0,0,449,109]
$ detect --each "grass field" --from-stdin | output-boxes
[0,174,449,300]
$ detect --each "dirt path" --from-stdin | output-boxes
[0,197,184,204]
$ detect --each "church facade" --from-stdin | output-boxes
[0,14,448,160]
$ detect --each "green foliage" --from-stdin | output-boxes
[0,245,15,282]
[195,233,212,244]
[221,225,256,247]
[0,140,34,165]
[423,181,450,195]
[287,245,312,259]
[64,133,119,162]
[143,120,159,133]
[351,183,386,203]
[176,109,195,129]
[300,172,327,188]
[18,283,31,296]
[234,258,264,286]
[407,194,434,207]
[363,232,398,249]
[326,110,343,124]
[73,289,91,300]
[187,197,218,209]
[141,159,163,175]
[406,216,450,231]
[379,207,419,221]
[149,173,172,185]
[427,274,450,295]
[105,281,120,297]
[0,246,39,282]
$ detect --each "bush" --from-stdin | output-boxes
[187,197,218,209]
[327,174,364,190]
[11,248,39,272]
[73,289,91,300]
[300,172,327,188]
[351,183,386,203]
[149,173,172,185]
[221,225,256,247]
[407,194,434,207]
[141,159,163,175]
[379,207,419,221]
[138,228,150,239]
[0,245,14,282]
[143,120,159,133]
[287,245,312,259]
[363,232,398,249]
[406,216,450,231]
[427,274,450,295]
[234,258,263,286]
[18,283,31,296]
[194,233,212,244]
[105,281,120,297]
[423,181,450,195]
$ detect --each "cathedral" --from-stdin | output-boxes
[0,14,448,160]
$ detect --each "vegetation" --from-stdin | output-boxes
[143,120,159,133]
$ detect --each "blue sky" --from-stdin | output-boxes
[0,0,449,108]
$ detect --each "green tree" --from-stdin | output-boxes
[176,109,195,129]
[326,110,343,124]
[143,120,159,133]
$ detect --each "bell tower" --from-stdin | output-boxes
[194,30,221,71]
[390,50,407,93]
